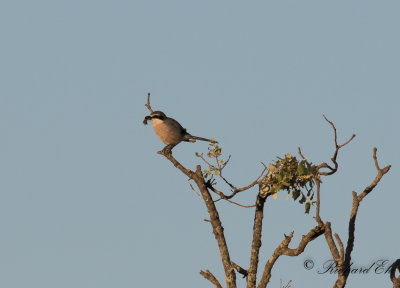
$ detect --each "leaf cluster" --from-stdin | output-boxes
[201,140,227,178]
[260,154,317,213]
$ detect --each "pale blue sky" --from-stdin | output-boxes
[1,1,399,287]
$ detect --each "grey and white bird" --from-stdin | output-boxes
[143,110,217,153]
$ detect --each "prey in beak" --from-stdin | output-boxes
[143,115,152,125]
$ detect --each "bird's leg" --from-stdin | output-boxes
[158,144,175,155]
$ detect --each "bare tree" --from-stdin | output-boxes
[144,93,392,288]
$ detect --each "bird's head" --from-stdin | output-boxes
[143,111,167,125]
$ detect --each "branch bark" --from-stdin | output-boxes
[200,270,223,288]
[257,224,325,288]
[323,148,391,288]
[247,194,267,288]
[145,92,153,113]
[159,150,237,288]
[232,261,248,278]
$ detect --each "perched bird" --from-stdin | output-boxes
[143,110,217,153]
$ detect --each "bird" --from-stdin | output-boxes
[143,110,217,153]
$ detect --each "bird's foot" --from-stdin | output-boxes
[158,145,174,155]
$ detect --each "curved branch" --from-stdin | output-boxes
[317,115,356,176]
[257,224,325,288]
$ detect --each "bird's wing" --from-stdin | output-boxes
[165,117,188,135]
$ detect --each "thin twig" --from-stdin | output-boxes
[190,183,203,199]
[298,147,306,161]
[224,198,256,208]
[208,185,256,207]
[225,165,268,199]
[280,279,292,288]
[317,115,356,176]
[198,151,268,200]
[145,92,153,113]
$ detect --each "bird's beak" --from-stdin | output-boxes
[143,115,151,125]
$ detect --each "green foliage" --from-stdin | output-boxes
[260,154,317,214]
[199,143,317,214]
[201,140,227,179]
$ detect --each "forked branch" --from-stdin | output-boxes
[257,224,325,288]
[317,115,356,176]
[232,261,248,278]
[145,92,153,113]
[324,147,391,288]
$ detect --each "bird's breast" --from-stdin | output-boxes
[151,119,182,145]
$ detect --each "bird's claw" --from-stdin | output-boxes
[158,145,174,155]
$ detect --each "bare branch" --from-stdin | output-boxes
[223,198,256,208]
[281,225,325,256]
[324,222,341,262]
[334,233,344,260]
[358,147,391,201]
[323,147,391,288]
[200,270,223,288]
[145,92,153,113]
[200,155,268,201]
[314,179,323,225]
[317,115,356,176]
[258,224,325,288]
[297,147,307,161]
[280,279,292,288]
[225,165,268,199]
[247,194,267,288]
[159,150,236,288]
[207,184,229,199]
[232,261,248,278]
[196,152,215,170]
[158,149,195,179]
[190,183,202,199]
[344,148,390,268]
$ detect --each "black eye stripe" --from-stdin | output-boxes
[151,115,165,120]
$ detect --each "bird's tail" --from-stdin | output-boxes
[185,135,218,143]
